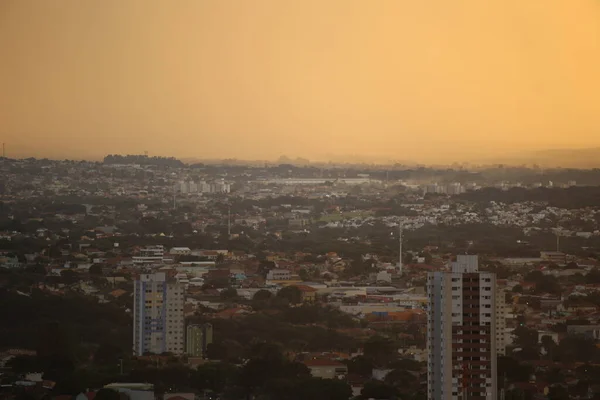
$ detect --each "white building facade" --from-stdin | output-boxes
[133,245,166,265]
[266,269,292,281]
[133,272,185,355]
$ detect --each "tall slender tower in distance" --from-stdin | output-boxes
[398,224,403,276]
[427,255,497,400]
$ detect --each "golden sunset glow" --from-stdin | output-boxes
[1,1,599,163]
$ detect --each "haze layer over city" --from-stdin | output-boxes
[4,2,600,400]
[2,0,600,166]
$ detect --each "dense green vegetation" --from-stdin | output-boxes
[459,186,600,209]
[0,286,428,399]
[0,289,131,357]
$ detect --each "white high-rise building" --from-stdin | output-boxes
[175,181,189,194]
[133,272,185,355]
[198,181,209,193]
[427,255,497,400]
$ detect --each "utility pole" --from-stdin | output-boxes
[173,182,177,210]
[228,206,231,237]
[398,224,403,276]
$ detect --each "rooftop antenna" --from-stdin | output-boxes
[172,186,176,210]
[228,206,231,236]
[398,223,403,276]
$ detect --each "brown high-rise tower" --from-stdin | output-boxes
[427,255,497,400]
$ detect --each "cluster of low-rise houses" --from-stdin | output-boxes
[6,239,600,399]
[4,157,600,399]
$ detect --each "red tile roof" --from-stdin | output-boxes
[109,289,127,298]
[294,285,317,292]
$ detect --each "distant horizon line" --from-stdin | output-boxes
[4,151,600,170]
[3,143,600,168]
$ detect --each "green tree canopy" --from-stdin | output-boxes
[361,381,399,400]
[253,289,273,301]
[363,336,397,367]
[277,286,302,305]
[220,287,238,300]
[94,389,122,400]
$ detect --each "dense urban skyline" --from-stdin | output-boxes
[3,3,600,399]
[1,1,599,164]
[3,145,600,399]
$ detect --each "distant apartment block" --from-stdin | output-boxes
[175,180,231,194]
[422,182,466,195]
[133,245,166,265]
[266,269,292,281]
[133,272,185,355]
[170,247,191,256]
[186,323,213,358]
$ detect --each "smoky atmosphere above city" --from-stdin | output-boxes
[1,1,600,400]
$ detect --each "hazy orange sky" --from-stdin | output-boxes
[1,1,599,163]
